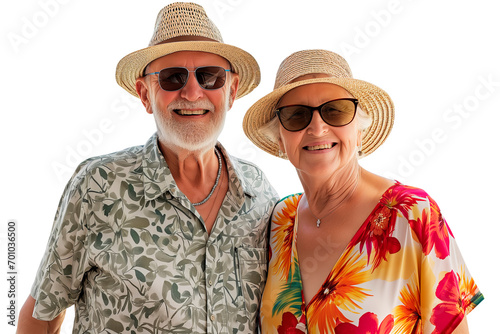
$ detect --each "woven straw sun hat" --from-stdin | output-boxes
[243,49,394,158]
[116,2,260,99]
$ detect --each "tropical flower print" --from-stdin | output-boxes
[409,198,451,259]
[271,194,302,280]
[260,183,483,334]
[382,183,423,218]
[458,267,484,313]
[335,312,394,334]
[430,269,483,334]
[272,257,305,319]
[349,184,411,270]
[307,249,371,330]
[393,275,422,334]
[277,312,306,334]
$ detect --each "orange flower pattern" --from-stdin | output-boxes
[307,249,372,330]
[260,182,483,333]
[393,275,422,334]
[270,194,302,280]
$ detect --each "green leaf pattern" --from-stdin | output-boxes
[31,134,278,333]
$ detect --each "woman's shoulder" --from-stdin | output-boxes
[278,193,303,203]
[362,171,432,205]
[381,181,444,221]
[270,193,303,220]
[362,172,437,213]
[273,193,303,210]
[388,182,436,203]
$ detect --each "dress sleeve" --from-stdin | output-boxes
[416,195,484,334]
[30,162,93,320]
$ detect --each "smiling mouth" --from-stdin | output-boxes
[173,109,210,116]
[304,143,336,151]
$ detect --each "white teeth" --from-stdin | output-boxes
[306,143,334,151]
[175,109,208,115]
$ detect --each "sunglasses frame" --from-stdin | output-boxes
[275,98,359,132]
[144,66,231,91]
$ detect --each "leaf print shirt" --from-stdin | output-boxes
[30,133,279,334]
[260,182,483,334]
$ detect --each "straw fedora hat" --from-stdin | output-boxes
[243,49,394,157]
[116,2,260,99]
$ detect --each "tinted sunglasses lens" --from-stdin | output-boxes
[321,100,356,126]
[195,66,227,89]
[158,67,188,91]
[278,106,312,131]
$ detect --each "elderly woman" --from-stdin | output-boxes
[243,50,483,333]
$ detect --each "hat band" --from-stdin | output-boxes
[154,35,220,45]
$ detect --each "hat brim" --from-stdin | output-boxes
[116,41,260,99]
[243,77,394,157]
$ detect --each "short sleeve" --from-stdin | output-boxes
[414,195,484,333]
[30,163,92,320]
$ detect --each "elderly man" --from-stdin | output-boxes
[17,2,278,333]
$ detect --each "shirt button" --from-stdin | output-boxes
[208,280,213,286]
[210,314,215,321]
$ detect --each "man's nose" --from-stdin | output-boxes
[180,72,204,101]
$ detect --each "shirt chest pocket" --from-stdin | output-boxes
[234,246,268,325]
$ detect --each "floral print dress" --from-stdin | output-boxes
[260,182,483,334]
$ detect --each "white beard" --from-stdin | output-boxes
[152,98,227,153]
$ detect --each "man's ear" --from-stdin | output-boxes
[227,73,240,109]
[136,77,153,114]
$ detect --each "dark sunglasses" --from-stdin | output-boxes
[144,66,230,91]
[275,98,359,132]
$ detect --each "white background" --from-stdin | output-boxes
[1,0,499,332]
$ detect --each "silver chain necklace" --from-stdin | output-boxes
[192,148,222,206]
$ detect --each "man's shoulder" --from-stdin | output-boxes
[71,144,146,182]
[228,154,263,173]
[225,151,279,201]
[226,152,270,184]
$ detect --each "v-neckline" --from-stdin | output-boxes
[293,181,399,310]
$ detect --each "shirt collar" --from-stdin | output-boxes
[142,133,255,202]
[141,134,177,201]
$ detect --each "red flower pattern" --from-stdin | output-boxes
[335,312,394,334]
[261,185,483,334]
[277,312,306,334]
[409,197,451,259]
[349,198,402,270]
[430,271,471,334]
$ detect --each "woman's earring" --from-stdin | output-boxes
[278,150,288,159]
[357,144,363,157]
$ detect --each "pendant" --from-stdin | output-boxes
[316,219,321,228]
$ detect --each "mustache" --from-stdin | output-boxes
[167,100,215,112]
